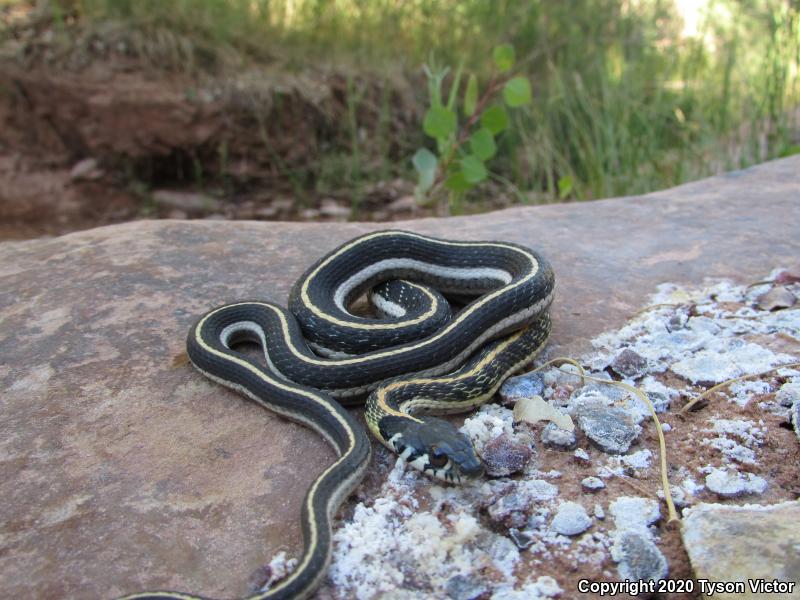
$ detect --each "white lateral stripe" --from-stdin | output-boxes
[300,231,540,330]
[370,293,407,318]
[333,258,511,311]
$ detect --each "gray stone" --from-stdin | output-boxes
[686,315,722,336]
[612,531,668,581]
[609,496,661,533]
[646,391,670,413]
[573,448,591,463]
[776,381,800,407]
[658,485,690,508]
[756,285,796,311]
[519,479,560,502]
[508,528,534,550]
[610,348,648,378]
[549,363,583,386]
[704,467,768,497]
[487,486,533,529]
[581,476,605,492]
[573,382,628,403]
[575,404,640,454]
[550,501,592,536]
[445,574,487,600]
[540,422,577,449]
[500,372,545,404]
[682,501,800,599]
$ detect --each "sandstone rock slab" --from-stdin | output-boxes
[1,156,799,598]
[682,501,800,599]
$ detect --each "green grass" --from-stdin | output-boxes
[6,0,800,203]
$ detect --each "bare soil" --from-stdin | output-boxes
[0,22,521,241]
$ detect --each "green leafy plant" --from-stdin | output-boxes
[413,44,532,209]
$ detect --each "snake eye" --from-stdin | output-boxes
[429,446,449,468]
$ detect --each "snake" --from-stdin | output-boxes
[118,230,554,600]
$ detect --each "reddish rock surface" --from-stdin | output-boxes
[0,156,798,598]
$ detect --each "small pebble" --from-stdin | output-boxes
[445,574,488,600]
[594,504,605,520]
[487,485,533,529]
[612,531,669,581]
[756,285,796,311]
[546,364,582,386]
[610,348,649,378]
[581,476,605,492]
[576,404,640,454]
[540,422,577,449]
[661,423,672,432]
[609,497,661,532]
[500,372,545,404]
[551,501,592,536]
[508,528,534,550]
[646,391,671,413]
[620,449,652,472]
[481,434,533,477]
[552,385,572,404]
[776,382,800,407]
[687,315,722,336]
[657,485,690,508]
[573,448,591,463]
[705,467,768,497]
[573,383,627,403]
[668,312,688,330]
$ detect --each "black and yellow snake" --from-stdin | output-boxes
[119,230,554,600]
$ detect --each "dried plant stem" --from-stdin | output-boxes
[678,362,800,414]
[532,357,678,523]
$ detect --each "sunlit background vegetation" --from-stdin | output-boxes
[3,0,799,206]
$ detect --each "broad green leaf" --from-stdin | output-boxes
[469,128,497,161]
[558,175,573,199]
[412,148,437,192]
[460,155,488,184]
[464,74,478,117]
[445,172,471,193]
[480,105,509,134]
[423,106,457,140]
[503,76,532,107]
[493,44,515,72]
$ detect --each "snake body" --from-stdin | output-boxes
[118,230,554,600]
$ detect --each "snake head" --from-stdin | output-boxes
[383,416,484,483]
